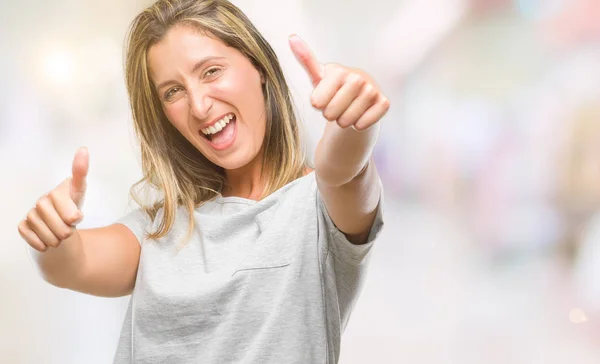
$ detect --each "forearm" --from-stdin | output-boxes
[28,231,87,289]
[314,122,380,186]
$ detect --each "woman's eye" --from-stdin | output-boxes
[204,67,221,78]
[164,87,182,101]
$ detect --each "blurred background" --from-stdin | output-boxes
[2,0,600,363]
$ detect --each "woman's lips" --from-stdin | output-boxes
[201,115,237,151]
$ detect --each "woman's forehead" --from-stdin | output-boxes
[148,26,236,80]
[149,27,229,64]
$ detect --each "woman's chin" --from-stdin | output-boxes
[205,154,254,172]
[193,131,264,173]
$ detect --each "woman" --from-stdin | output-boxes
[17,0,389,362]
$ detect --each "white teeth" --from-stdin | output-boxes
[201,113,234,135]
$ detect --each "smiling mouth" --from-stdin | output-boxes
[200,113,236,142]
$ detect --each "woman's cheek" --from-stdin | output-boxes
[209,78,236,98]
[163,103,187,131]
[212,69,257,97]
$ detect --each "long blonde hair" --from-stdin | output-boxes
[124,0,307,242]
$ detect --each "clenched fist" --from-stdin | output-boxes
[18,147,89,252]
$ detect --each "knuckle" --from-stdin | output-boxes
[310,96,322,109]
[323,109,336,122]
[349,73,365,87]
[28,242,41,251]
[381,97,391,110]
[17,221,27,236]
[46,237,61,248]
[338,120,351,129]
[56,231,70,241]
[48,189,61,202]
[337,113,354,128]
[63,215,76,225]
[69,212,83,225]
[364,84,378,99]
[335,66,348,77]
[35,198,49,212]
[336,120,350,129]
[26,210,36,223]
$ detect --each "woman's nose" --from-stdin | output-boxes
[188,89,213,120]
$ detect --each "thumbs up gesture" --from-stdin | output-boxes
[18,147,89,252]
[289,35,390,131]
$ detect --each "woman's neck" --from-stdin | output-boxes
[222,172,266,201]
[222,152,267,200]
[222,154,312,201]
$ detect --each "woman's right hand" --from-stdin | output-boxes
[18,147,89,252]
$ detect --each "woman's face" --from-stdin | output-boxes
[148,25,267,171]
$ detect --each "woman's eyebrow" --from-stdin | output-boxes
[191,56,226,74]
[155,56,226,91]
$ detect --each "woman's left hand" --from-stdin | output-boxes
[289,34,390,131]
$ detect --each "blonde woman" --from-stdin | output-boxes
[18,0,389,362]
